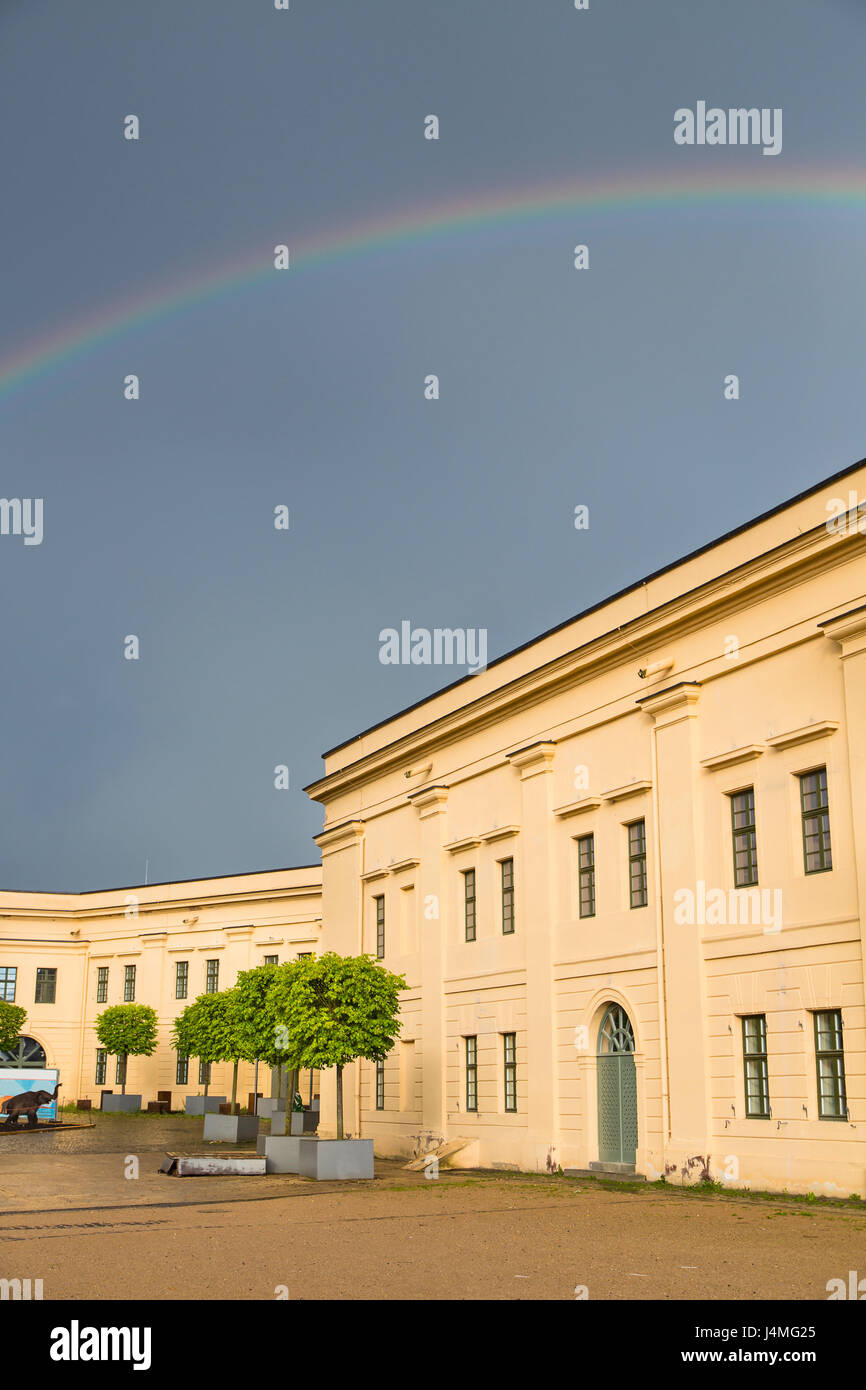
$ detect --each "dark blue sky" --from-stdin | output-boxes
[2,0,866,889]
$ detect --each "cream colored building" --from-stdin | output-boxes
[306,462,866,1195]
[0,867,322,1106]
[3,462,865,1197]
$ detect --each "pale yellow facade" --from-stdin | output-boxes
[306,463,866,1196]
[3,464,866,1197]
[0,867,322,1106]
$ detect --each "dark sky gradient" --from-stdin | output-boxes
[2,0,866,889]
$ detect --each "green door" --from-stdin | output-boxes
[596,1006,637,1165]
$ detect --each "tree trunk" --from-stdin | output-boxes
[289,1067,299,1113]
[121,1056,127,1095]
[231,1060,239,1113]
[336,1064,344,1141]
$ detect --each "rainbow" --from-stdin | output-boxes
[2,166,865,400]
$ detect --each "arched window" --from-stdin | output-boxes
[0,1035,47,1068]
[597,1005,635,1055]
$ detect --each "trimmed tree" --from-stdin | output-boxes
[0,1001,27,1055]
[95,1004,158,1095]
[235,962,300,1110]
[269,952,406,1140]
[171,990,248,1111]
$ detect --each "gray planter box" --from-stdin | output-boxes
[263,1136,316,1174]
[185,1096,227,1116]
[101,1094,142,1113]
[298,1139,374,1181]
[256,1098,287,1119]
[203,1113,259,1143]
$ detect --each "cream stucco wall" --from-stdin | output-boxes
[306,463,866,1196]
[0,867,322,1106]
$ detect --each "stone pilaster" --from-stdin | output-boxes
[506,742,557,1164]
[820,605,866,1023]
[407,787,450,1142]
[636,683,710,1169]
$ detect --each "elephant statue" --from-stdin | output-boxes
[1,1083,60,1127]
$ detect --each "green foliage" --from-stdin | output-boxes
[95,1004,158,1060]
[171,989,247,1065]
[268,952,406,1072]
[234,962,299,1066]
[0,1001,27,1053]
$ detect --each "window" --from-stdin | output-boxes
[800,769,832,874]
[814,1010,846,1119]
[628,821,647,908]
[501,858,515,934]
[176,1054,189,1086]
[742,1015,769,1118]
[116,1055,127,1086]
[0,966,17,1002]
[375,896,385,959]
[264,955,278,966]
[465,1036,478,1112]
[199,1060,211,1085]
[297,952,312,960]
[123,965,136,1002]
[375,1059,385,1110]
[205,959,219,994]
[577,834,595,918]
[503,1033,517,1113]
[175,961,188,1000]
[95,1049,107,1086]
[95,967,108,1004]
[731,789,758,887]
[35,968,56,1003]
[463,869,476,942]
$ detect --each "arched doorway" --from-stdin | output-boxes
[596,1005,637,1165]
[0,1036,47,1068]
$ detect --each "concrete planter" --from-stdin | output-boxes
[202,1112,260,1143]
[297,1139,374,1181]
[263,1135,316,1174]
[185,1095,227,1116]
[256,1098,287,1119]
[101,1094,142,1113]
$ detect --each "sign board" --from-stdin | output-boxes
[0,1068,60,1122]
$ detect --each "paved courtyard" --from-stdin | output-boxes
[1,1114,863,1300]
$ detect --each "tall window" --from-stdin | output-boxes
[116,1055,127,1086]
[176,1054,189,1086]
[800,769,832,873]
[503,1033,517,1113]
[628,820,648,908]
[465,1036,478,1112]
[0,966,17,1002]
[731,789,758,887]
[205,959,219,994]
[814,1010,846,1119]
[375,1059,385,1110]
[463,869,476,942]
[95,1049,107,1086]
[35,968,56,1003]
[96,966,109,1003]
[264,954,278,965]
[175,961,188,1000]
[123,965,136,1002]
[501,858,515,935]
[742,1015,769,1118]
[375,896,385,959]
[199,1060,211,1085]
[577,834,595,918]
